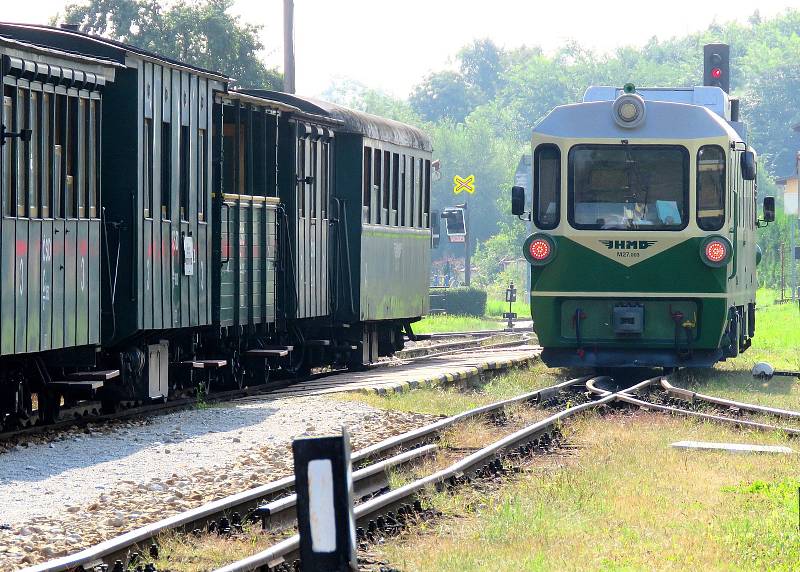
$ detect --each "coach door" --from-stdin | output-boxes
[294,123,331,319]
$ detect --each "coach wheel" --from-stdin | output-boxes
[228,351,246,390]
[37,389,60,424]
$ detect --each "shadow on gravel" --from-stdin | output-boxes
[0,401,280,484]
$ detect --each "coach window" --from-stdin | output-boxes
[309,139,317,218]
[28,91,39,218]
[297,137,306,217]
[416,157,424,228]
[399,154,407,226]
[533,144,560,230]
[87,99,98,218]
[391,153,399,225]
[362,146,371,223]
[179,126,189,221]
[697,145,725,231]
[64,97,78,218]
[372,148,381,225]
[2,89,11,217]
[161,122,172,220]
[320,140,329,219]
[54,94,65,218]
[197,128,206,222]
[382,150,390,224]
[424,159,431,228]
[408,156,416,228]
[143,118,153,218]
[16,88,28,217]
[41,92,51,218]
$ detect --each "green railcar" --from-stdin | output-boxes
[514,85,770,368]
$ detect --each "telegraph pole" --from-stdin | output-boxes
[794,152,800,301]
[283,0,296,93]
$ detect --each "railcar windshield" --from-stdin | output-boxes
[568,145,689,231]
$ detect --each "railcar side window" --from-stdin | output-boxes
[179,126,189,221]
[697,145,726,231]
[41,92,51,218]
[424,159,431,228]
[310,140,317,219]
[144,118,153,218]
[400,154,407,226]
[17,88,28,217]
[197,128,206,222]
[409,157,416,228]
[29,91,39,218]
[320,141,328,219]
[2,91,11,217]
[391,153,399,225]
[534,144,560,230]
[362,146,371,223]
[372,148,381,225]
[161,122,172,220]
[568,145,688,231]
[382,150,390,224]
[297,137,306,217]
[87,99,98,218]
[66,96,78,218]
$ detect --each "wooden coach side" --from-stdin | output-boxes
[0,44,115,360]
[100,59,225,345]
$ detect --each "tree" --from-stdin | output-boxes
[459,39,503,100]
[52,0,281,88]
[409,71,481,123]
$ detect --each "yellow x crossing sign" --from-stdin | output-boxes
[453,175,475,195]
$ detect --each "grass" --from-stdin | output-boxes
[338,363,583,417]
[354,288,800,571]
[485,298,531,319]
[414,314,501,334]
[379,413,800,571]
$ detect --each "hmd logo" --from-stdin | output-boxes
[600,240,657,250]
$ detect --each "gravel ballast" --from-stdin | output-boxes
[0,394,436,568]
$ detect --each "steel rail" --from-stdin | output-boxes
[22,375,584,572]
[616,394,800,436]
[659,378,800,420]
[18,445,437,572]
[214,377,657,572]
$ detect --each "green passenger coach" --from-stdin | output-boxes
[512,83,773,369]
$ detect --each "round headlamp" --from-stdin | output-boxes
[612,93,646,128]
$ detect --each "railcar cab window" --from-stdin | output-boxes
[533,144,560,230]
[697,145,725,231]
[568,145,689,231]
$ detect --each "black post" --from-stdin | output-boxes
[464,199,471,286]
[293,429,358,571]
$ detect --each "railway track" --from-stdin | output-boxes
[20,374,583,572]
[0,331,529,443]
[22,368,797,572]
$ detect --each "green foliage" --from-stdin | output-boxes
[432,287,487,317]
[53,0,281,88]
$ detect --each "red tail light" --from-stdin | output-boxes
[704,240,727,263]
[529,238,551,261]
[523,233,556,265]
[700,236,732,267]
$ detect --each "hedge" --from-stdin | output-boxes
[430,287,487,317]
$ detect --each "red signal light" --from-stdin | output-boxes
[705,240,727,263]
[529,238,551,261]
[711,67,722,79]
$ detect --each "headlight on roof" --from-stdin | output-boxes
[612,93,646,128]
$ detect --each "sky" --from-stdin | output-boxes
[4,0,800,97]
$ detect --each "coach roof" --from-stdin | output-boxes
[241,90,432,152]
[0,22,228,80]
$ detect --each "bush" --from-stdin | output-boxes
[431,287,487,317]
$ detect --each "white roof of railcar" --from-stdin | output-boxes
[533,99,743,143]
